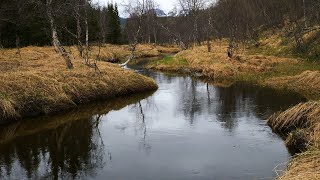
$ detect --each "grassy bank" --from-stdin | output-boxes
[147,40,320,100]
[0,91,153,144]
[0,46,158,123]
[268,102,320,179]
[146,28,320,179]
[149,44,300,79]
[89,44,180,62]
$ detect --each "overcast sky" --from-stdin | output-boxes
[93,0,177,17]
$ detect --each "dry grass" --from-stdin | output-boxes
[268,101,320,133]
[148,40,320,100]
[279,150,320,180]
[155,45,181,53]
[251,27,320,60]
[86,44,180,62]
[265,71,320,100]
[0,46,158,121]
[268,101,320,179]
[148,41,297,80]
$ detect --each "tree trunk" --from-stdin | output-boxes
[120,26,141,67]
[207,39,211,52]
[100,10,106,44]
[153,28,157,44]
[15,35,22,60]
[0,32,2,49]
[76,0,83,57]
[84,0,89,64]
[303,0,307,28]
[46,0,73,69]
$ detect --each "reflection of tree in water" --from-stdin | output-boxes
[131,101,151,155]
[214,83,306,131]
[178,77,203,124]
[146,71,175,85]
[174,77,305,132]
[215,85,242,131]
[0,117,106,179]
[0,89,153,179]
[250,86,306,119]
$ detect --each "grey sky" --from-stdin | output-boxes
[93,0,177,17]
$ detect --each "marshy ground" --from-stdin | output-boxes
[0,44,180,121]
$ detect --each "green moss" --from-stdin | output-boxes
[235,61,320,83]
[151,56,188,66]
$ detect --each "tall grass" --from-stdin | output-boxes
[268,102,320,180]
[0,46,158,122]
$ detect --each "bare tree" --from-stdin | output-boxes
[75,0,84,57]
[84,0,90,64]
[120,0,147,67]
[46,0,73,69]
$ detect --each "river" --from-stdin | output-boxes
[0,63,306,180]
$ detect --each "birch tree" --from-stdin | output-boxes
[46,0,73,69]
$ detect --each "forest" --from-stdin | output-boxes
[1,0,319,48]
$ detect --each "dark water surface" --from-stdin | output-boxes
[0,66,306,180]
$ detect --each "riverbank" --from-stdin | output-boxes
[268,102,320,179]
[146,26,320,99]
[0,91,153,144]
[88,44,180,62]
[0,46,159,123]
[147,42,320,100]
[145,29,320,179]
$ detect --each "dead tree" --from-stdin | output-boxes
[227,42,234,59]
[46,0,73,69]
[15,34,22,60]
[156,22,187,50]
[120,0,147,67]
[120,26,141,67]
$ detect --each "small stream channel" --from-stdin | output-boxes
[0,59,306,180]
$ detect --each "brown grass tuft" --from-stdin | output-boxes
[265,71,320,100]
[268,101,320,133]
[279,150,320,180]
[268,101,320,179]
[86,44,179,62]
[0,46,158,122]
[149,41,296,80]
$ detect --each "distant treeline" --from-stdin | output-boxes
[0,0,122,48]
[125,0,320,47]
[1,0,319,49]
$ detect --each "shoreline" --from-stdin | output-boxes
[0,46,161,124]
[149,65,320,180]
[137,43,320,179]
[0,91,155,144]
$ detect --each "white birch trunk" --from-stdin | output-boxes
[84,0,89,64]
[46,0,73,69]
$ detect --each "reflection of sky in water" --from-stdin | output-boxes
[0,70,305,180]
[95,71,304,180]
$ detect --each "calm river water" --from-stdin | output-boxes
[0,65,305,180]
